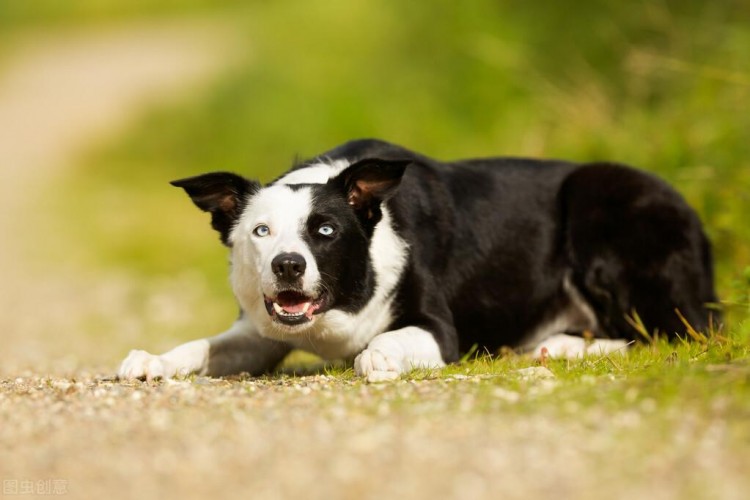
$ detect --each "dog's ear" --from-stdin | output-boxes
[332,158,409,222]
[171,172,260,246]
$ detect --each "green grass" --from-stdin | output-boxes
[241,339,750,456]
[22,1,750,343]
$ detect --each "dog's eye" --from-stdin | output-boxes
[318,224,335,237]
[253,224,270,237]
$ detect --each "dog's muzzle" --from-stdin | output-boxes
[265,252,327,326]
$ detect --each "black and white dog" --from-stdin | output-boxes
[119,139,717,381]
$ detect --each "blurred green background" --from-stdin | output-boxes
[3,0,749,349]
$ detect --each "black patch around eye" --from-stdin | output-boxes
[301,184,377,314]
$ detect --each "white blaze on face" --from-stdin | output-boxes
[277,159,350,185]
[230,184,320,301]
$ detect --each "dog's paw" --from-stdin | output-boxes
[118,350,182,381]
[531,334,628,359]
[354,347,403,383]
[354,328,446,383]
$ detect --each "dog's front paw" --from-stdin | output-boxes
[354,347,404,383]
[118,349,181,381]
[354,328,446,382]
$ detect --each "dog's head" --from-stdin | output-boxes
[172,158,408,331]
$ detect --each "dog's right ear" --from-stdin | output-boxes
[171,172,260,246]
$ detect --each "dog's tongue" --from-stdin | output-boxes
[277,291,310,313]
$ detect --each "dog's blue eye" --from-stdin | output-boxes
[253,224,270,237]
[318,224,335,236]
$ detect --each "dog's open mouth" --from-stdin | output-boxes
[263,290,327,326]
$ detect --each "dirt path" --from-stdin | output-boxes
[0,18,241,376]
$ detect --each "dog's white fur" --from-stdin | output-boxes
[354,327,446,382]
[276,158,350,185]
[530,334,628,358]
[119,339,210,381]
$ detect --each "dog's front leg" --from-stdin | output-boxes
[353,326,446,382]
[118,315,290,381]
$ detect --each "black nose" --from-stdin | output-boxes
[272,252,307,281]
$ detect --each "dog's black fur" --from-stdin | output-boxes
[281,139,717,361]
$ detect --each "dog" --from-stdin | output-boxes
[118,139,718,381]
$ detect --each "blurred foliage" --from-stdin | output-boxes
[9,1,748,334]
[0,0,245,31]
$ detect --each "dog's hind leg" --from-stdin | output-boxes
[529,334,629,359]
[560,163,718,340]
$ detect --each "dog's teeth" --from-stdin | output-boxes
[273,303,284,315]
[302,302,311,314]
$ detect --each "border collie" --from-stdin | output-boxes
[119,139,717,382]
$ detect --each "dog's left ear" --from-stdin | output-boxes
[171,172,260,246]
[332,158,410,221]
